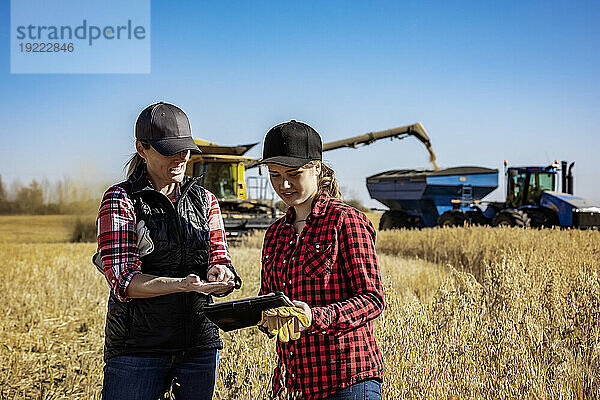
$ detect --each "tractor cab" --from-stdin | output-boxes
[506,165,558,208]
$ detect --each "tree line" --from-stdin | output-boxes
[0,175,103,215]
[0,175,370,216]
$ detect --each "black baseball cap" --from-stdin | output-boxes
[258,120,322,168]
[135,102,201,156]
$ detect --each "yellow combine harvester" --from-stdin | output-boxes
[185,123,435,238]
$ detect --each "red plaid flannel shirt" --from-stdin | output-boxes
[97,182,233,302]
[259,193,385,399]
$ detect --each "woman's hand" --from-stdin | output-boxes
[259,304,311,342]
[207,264,235,282]
[206,265,236,294]
[292,300,312,332]
[181,273,233,295]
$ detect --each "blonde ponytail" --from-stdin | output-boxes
[310,161,341,199]
[124,141,150,178]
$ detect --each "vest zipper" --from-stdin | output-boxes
[146,189,187,353]
[175,178,202,353]
[137,178,203,354]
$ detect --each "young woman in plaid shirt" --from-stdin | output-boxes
[258,120,384,400]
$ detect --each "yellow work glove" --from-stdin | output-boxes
[259,306,310,342]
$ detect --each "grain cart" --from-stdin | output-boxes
[367,166,499,229]
[368,161,600,229]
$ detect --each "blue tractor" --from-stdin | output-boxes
[368,161,600,229]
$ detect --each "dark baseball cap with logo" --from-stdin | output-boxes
[258,120,322,168]
[135,102,201,156]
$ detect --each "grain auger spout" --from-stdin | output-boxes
[323,122,439,170]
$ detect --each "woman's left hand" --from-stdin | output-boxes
[207,265,236,294]
[292,300,312,332]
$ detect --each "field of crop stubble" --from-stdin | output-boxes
[0,215,599,399]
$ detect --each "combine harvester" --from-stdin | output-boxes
[368,161,600,229]
[185,139,279,237]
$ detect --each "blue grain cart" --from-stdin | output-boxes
[368,162,600,229]
[367,166,499,229]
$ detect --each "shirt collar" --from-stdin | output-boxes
[130,164,184,201]
[144,175,180,202]
[283,192,331,224]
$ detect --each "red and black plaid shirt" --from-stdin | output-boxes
[259,193,385,399]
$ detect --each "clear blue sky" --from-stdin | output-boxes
[1,0,599,207]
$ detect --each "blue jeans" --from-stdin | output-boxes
[102,349,219,400]
[323,379,382,400]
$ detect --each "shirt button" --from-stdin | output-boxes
[288,280,292,285]
[283,282,286,287]
[292,257,295,261]
[111,279,116,283]
[283,260,286,264]
[315,244,320,249]
[291,373,295,378]
[289,351,293,356]
[289,240,294,245]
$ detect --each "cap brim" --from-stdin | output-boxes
[148,137,202,156]
[257,156,317,168]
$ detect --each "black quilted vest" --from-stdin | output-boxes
[103,165,222,361]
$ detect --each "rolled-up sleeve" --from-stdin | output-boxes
[97,186,142,302]
[207,191,234,270]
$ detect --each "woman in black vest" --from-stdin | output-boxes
[96,102,241,400]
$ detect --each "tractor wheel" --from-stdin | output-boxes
[467,209,490,226]
[438,211,467,227]
[379,210,409,230]
[492,209,530,228]
[525,209,559,228]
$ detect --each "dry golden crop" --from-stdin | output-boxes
[0,216,599,399]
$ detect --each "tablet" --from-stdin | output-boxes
[204,292,294,332]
